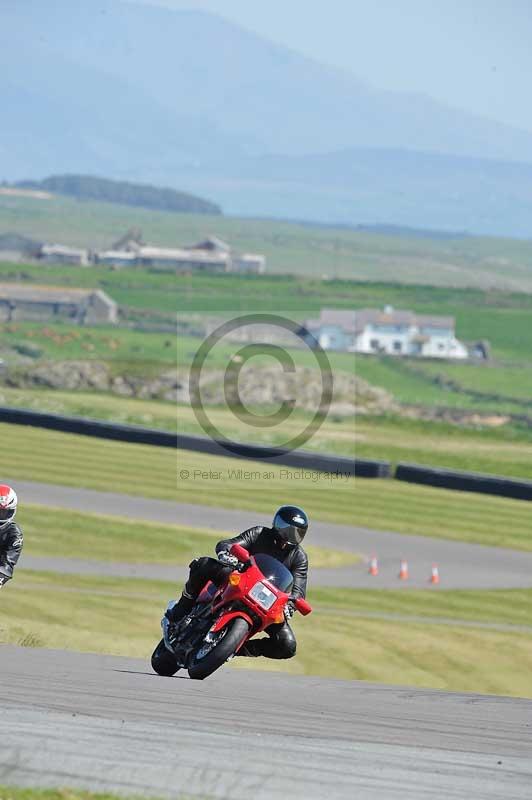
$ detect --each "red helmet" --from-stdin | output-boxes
[0,485,17,530]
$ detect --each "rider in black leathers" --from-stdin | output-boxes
[0,485,23,588]
[167,506,309,660]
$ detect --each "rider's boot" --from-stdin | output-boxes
[165,592,195,625]
[163,592,195,649]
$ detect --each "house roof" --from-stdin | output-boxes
[305,307,455,334]
[41,243,88,257]
[138,246,229,263]
[187,236,230,253]
[314,309,358,332]
[0,232,43,253]
[0,283,116,307]
[97,249,138,261]
[111,228,144,251]
[416,314,455,328]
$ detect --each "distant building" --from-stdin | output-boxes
[0,232,43,262]
[40,243,90,266]
[232,253,266,273]
[0,284,117,325]
[189,236,231,254]
[303,306,469,359]
[94,233,265,273]
[95,249,138,268]
[135,245,229,272]
[0,228,266,274]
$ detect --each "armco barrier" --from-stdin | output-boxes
[0,406,390,478]
[177,432,390,477]
[0,406,177,447]
[395,462,532,502]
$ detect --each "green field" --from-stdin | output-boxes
[3,423,531,549]
[0,322,176,368]
[19,504,356,568]
[2,192,532,289]
[4,384,532,478]
[1,195,531,509]
[1,266,531,362]
[3,570,532,697]
[2,319,532,422]
[0,385,179,429]
[0,790,164,800]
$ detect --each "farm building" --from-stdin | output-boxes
[94,234,265,273]
[0,284,117,324]
[40,243,90,266]
[95,249,138,268]
[303,306,469,359]
[0,233,43,262]
[135,245,229,272]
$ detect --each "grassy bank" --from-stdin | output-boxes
[18,504,357,568]
[3,571,532,697]
[2,423,532,549]
[2,384,532,479]
[0,790,166,800]
[3,320,532,422]
[0,322,176,366]
[1,274,531,359]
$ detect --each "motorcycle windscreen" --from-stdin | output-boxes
[254,553,294,593]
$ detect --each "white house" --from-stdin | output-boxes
[304,306,469,359]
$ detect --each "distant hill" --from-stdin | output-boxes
[171,147,532,237]
[15,175,221,216]
[2,0,532,234]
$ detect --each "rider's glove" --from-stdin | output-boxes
[284,600,296,621]
[217,551,240,569]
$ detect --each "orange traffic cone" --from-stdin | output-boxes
[430,564,440,584]
[368,555,379,576]
[399,559,409,580]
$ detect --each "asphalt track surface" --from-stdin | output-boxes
[1,646,531,800]
[13,479,532,589]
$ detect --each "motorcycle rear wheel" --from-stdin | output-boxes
[151,638,180,676]
[188,617,250,680]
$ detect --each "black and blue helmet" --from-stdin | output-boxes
[272,505,308,547]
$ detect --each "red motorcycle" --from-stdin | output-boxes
[151,543,312,680]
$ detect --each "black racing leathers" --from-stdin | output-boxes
[215,526,308,600]
[183,526,308,660]
[0,522,23,585]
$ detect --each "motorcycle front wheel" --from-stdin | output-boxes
[151,638,180,676]
[188,617,250,680]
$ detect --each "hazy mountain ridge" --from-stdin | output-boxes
[168,148,532,237]
[7,0,532,162]
[2,0,532,234]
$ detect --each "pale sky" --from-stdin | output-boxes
[128,0,532,133]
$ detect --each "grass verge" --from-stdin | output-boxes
[3,192,532,295]
[3,423,532,550]
[18,504,356,568]
[3,383,532,479]
[2,571,532,697]
[0,790,170,800]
